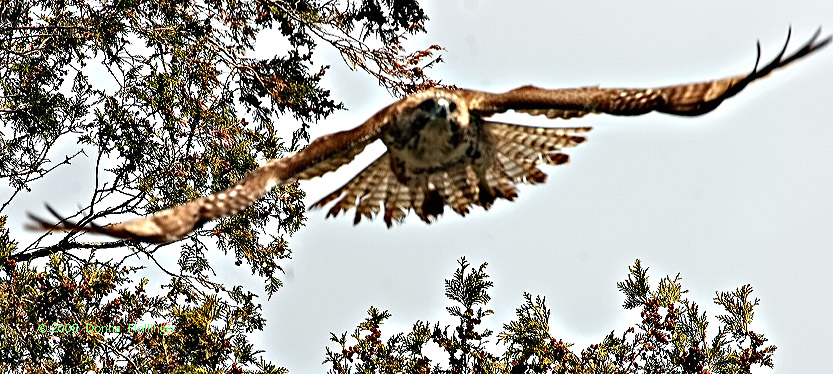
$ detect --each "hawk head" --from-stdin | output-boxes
[382,89,476,169]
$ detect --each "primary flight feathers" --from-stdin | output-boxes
[28,28,831,243]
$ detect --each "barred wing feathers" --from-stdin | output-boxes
[27,104,394,243]
[27,28,830,242]
[311,122,590,226]
[468,27,830,118]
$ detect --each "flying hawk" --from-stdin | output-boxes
[28,29,830,243]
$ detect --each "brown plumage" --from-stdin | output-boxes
[27,28,831,243]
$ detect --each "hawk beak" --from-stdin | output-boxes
[435,98,451,118]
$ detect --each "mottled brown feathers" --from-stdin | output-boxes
[468,27,830,118]
[309,122,590,226]
[27,28,830,242]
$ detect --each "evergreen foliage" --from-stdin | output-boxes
[1,0,440,371]
[325,259,776,374]
[0,1,775,373]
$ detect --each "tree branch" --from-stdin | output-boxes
[8,239,136,263]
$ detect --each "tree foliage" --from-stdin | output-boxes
[325,258,776,374]
[0,1,777,373]
[0,0,441,371]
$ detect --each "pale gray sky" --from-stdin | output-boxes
[5,0,832,373]
[272,1,833,372]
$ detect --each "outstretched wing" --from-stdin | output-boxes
[27,103,398,243]
[466,28,830,119]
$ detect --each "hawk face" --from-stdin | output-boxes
[382,89,481,184]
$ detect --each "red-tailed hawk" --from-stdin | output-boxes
[28,29,830,243]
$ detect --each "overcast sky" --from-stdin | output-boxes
[271,0,833,372]
[4,0,832,373]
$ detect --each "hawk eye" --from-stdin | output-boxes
[418,98,435,111]
[448,101,458,112]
